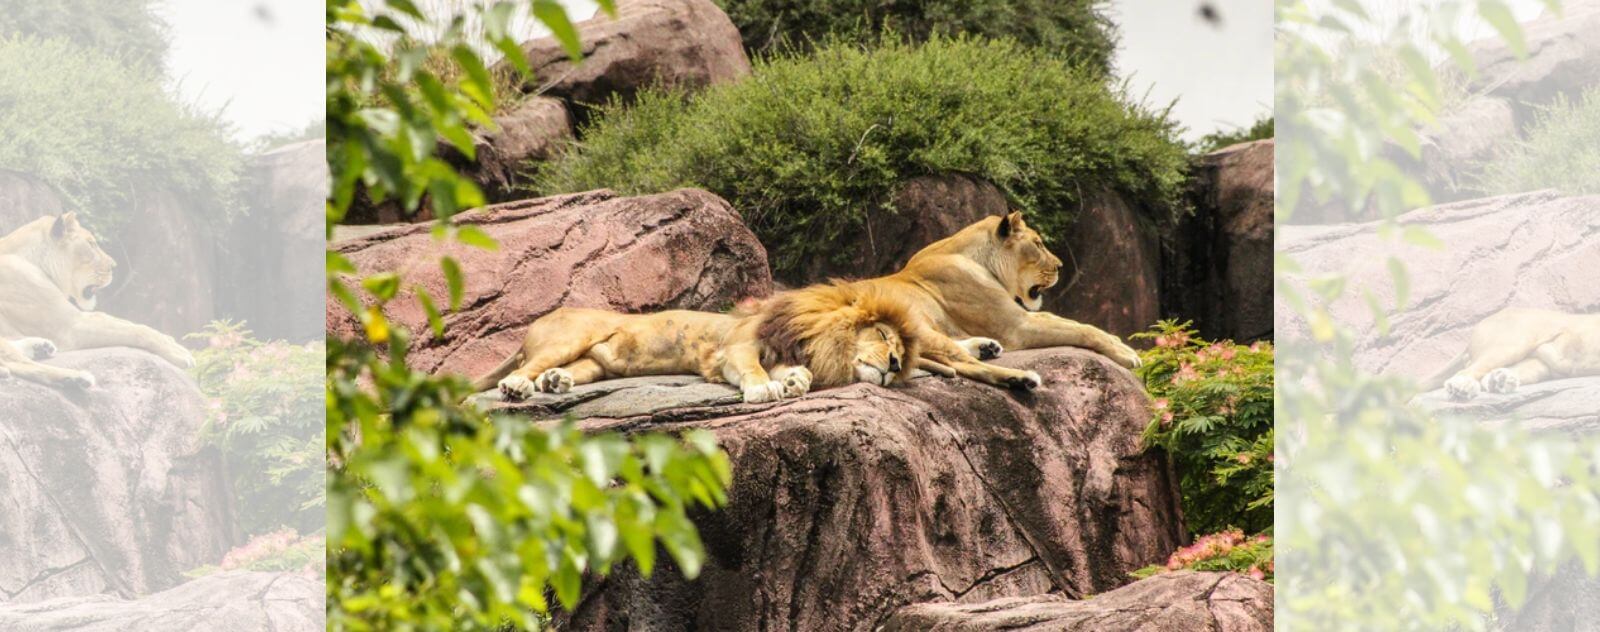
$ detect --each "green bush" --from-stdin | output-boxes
[1479,87,1600,196]
[0,0,167,69]
[714,0,1115,75]
[0,36,242,232]
[1133,321,1273,536]
[188,321,324,538]
[1131,530,1273,583]
[536,36,1188,279]
[1194,115,1273,154]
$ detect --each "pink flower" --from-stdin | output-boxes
[1249,567,1266,581]
[1155,335,1171,348]
[1161,412,1175,426]
[1219,347,1236,361]
[1236,454,1251,464]
[1153,398,1169,411]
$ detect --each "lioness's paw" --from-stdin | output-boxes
[773,366,813,399]
[1445,374,1481,401]
[162,343,196,369]
[1106,341,1142,370]
[67,370,96,390]
[1003,370,1043,391]
[535,368,574,394]
[742,380,785,404]
[13,337,57,360]
[499,374,537,400]
[960,337,1004,361]
[1483,368,1521,395]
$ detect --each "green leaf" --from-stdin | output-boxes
[417,286,445,337]
[533,0,583,60]
[441,256,466,310]
[362,272,402,302]
[455,225,500,250]
[1480,0,1527,59]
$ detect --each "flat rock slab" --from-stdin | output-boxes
[553,348,1184,632]
[472,374,741,418]
[883,571,1273,632]
[1414,377,1600,435]
[0,571,321,631]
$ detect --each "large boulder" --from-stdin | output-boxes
[1164,139,1274,343]
[883,571,1273,632]
[218,140,326,343]
[0,571,321,631]
[447,98,575,203]
[502,0,750,122]
[1467,0,1600,130]
[328,188,774,378]
[1276,190,1600,428]
[0,170,66,229]
[0,349,231,603]
[532,348,1183,631]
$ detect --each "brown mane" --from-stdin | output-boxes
[755,280,923,387]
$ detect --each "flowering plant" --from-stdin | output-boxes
[186,529,324,580]
[188,320,324,537]
[1133,321,1273,535]
[1132,530,1273,583]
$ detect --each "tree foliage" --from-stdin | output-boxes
[325,1,731,628]
[0,0,168,69]
[714,0,1117,75]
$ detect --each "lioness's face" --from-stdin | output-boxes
[995,212,1061,312]
[853,322,906,386]
[48,213,116,311]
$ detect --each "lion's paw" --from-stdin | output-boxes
[960,337,1004,361]
[1003,370,1043,391]
[12,337,57,360]
[773,366,813,399]
[535,368,574,394]
[499,374,538,400]
[1483,368,1521,395]
[742,379,785,404]
[1445,374,1481,401]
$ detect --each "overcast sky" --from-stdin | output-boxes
[1109,0,1274,142]
[159,0,323,142]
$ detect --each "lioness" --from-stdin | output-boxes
[0,213,195,388]
[1427,307,1600,401]
[473,281,923,403]
[829,211,1142,389]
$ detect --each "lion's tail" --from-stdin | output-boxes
[471,348,525,393]
[1419,350,1469,392]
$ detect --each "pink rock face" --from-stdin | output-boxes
[1165,139,1274,344]
[556,348,1184,632]
[883,571,1274,632]
[451,98,575,203]
[1048,189,1163,342]
[0,571,322,631]
[0,349,231,604]
[506,0,751,109]
[327,188,774,379]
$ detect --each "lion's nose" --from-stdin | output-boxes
[889,356,902,373]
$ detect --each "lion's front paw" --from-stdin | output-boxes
[535,368,574,394]
[1445,374,1481,401]
[12,337,57,360]
[960,337,1004,361]
[742,380,785,404]
[1002,370,1043,391]
[67,370,96,390]
[499,374,538,400]
[1482,368,1521,395]
[1106,340,1142,369]
[773,366,813,399]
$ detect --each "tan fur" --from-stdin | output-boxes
[1430,307,1600,401]
[1,214,194,389]
[474,291,915,403]
[810,212,1140,389]
[751,281,921,388]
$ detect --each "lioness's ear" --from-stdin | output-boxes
[50,214,72,239]
[995,213,1012,240]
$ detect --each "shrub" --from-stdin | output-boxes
[1478,87,1600,196]
[714,0,1116,75]
[536,36,1188,279]
[0,36,242,233]
[1133,321,1273,536]
[1195,115,1273,154]
[0,0,167,69]
[189,321,324,538]
[1132,530,1273,583]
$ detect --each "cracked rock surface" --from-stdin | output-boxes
[543,348,1183,632]
[328,188,774,380]
[882,571,1273,632]
[0,571,321,631]
[0,350,231,603]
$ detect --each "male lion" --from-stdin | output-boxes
[473,281,922,404]
[824,211,1142,389]
[0,213,195,389]
[1426,307,1600,401]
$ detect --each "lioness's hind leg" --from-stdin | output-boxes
[958,337,1004,361]
[770,365,813,399]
